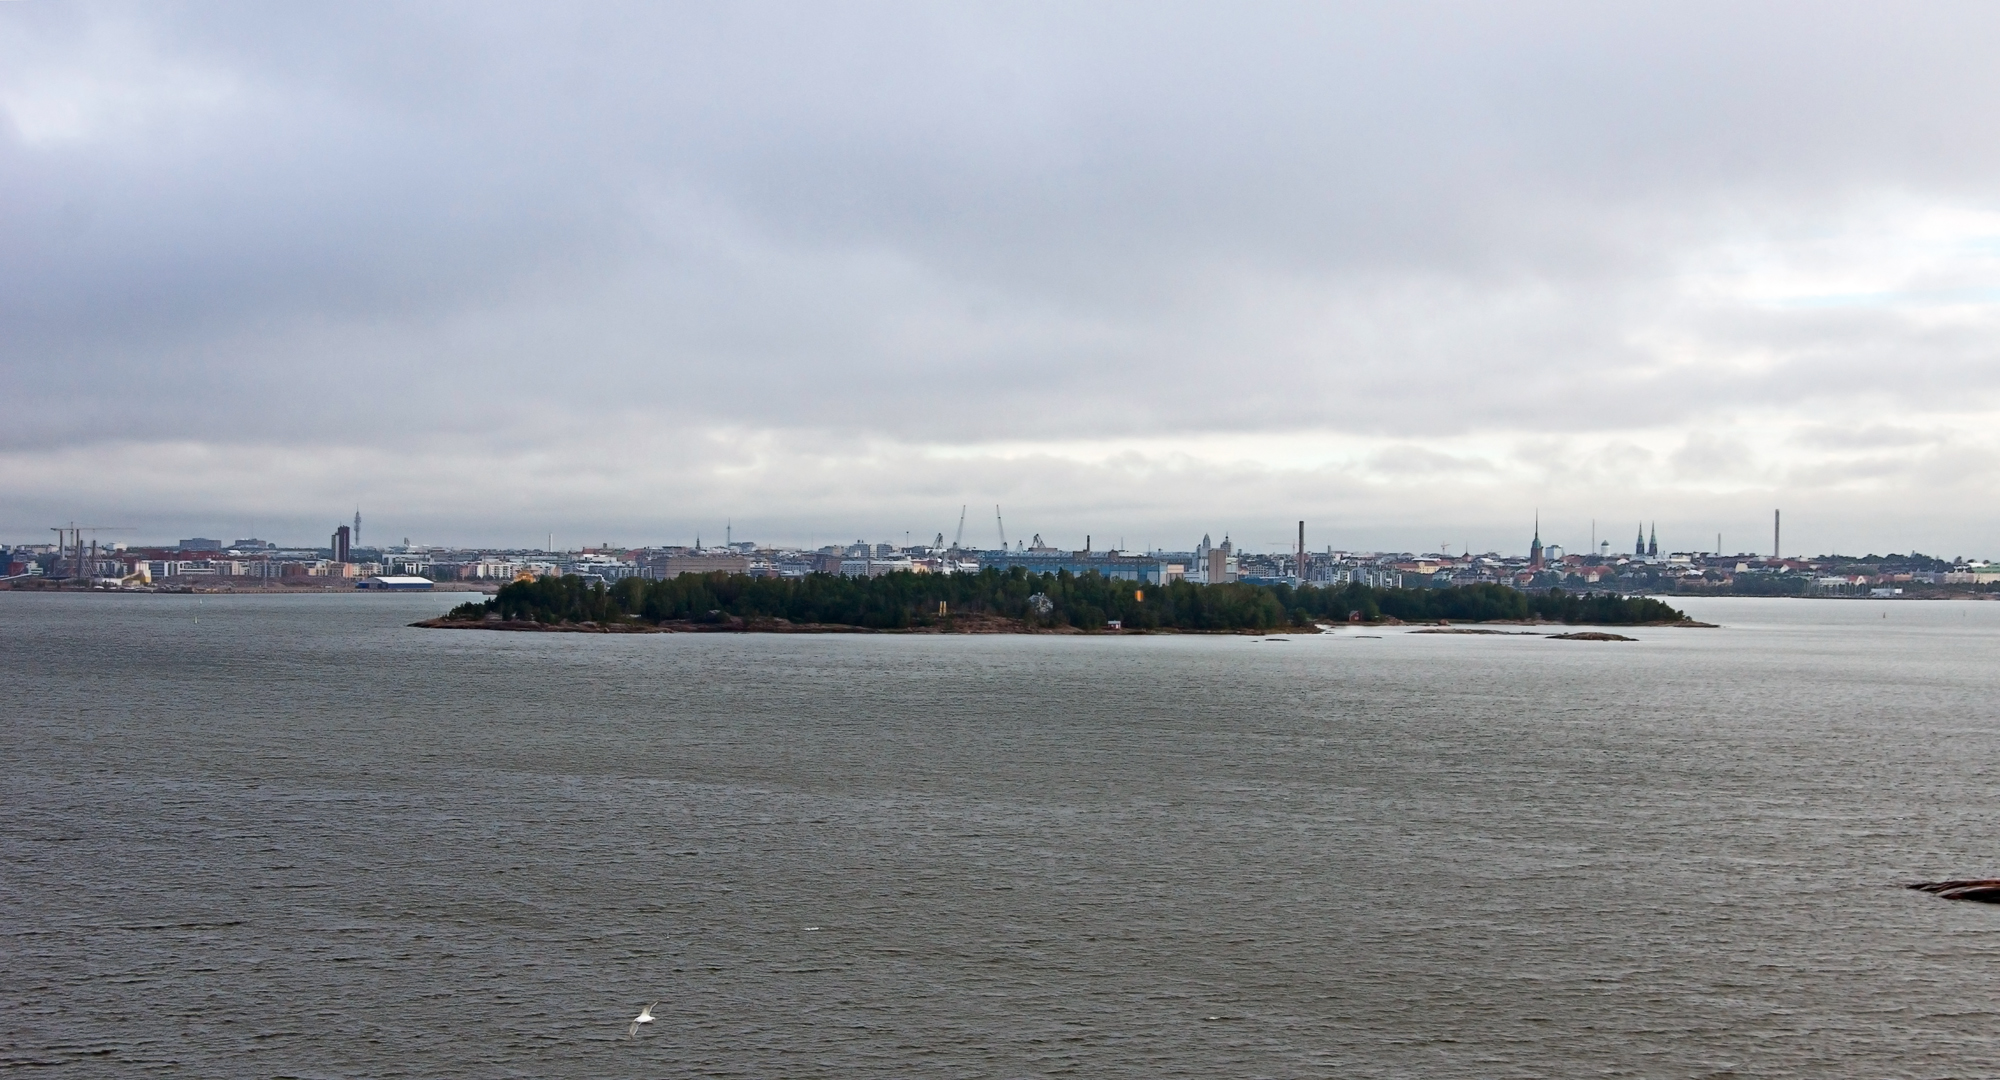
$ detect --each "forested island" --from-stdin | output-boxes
[422,568,1694,634]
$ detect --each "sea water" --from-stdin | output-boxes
[4,592,1999,1077]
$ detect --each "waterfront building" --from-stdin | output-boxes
[356,575,435,591]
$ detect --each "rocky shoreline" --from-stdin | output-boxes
[1910,879,2000,903]
[413,615,1710,636]
[416,614,1194,634]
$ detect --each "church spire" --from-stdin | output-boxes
[1529,512,1544,570]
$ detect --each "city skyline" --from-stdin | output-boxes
[11,509,1984,562]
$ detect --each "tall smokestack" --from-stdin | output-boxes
[1298,521,1305,585]
[1773,509,1780,560]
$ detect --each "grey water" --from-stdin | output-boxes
[5,594,2000,1078]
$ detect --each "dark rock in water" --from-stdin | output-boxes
[1910,880,2000,903]
[1547,631,1637,641]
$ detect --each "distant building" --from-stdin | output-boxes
[357,575,435,591]
[331,525,351,563]
[646,553,750,578]
[839,556,921,578]
[148,560,217,578]
[562,554,641,580]
[1352,566,1403,589]
[984,551,1176,584]
[178,538,222,552]
[1206,548,1235,584]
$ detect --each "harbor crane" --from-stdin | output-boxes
[951,505,967,550]
[49,523,133,582]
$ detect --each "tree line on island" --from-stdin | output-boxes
[444,567,1689,632]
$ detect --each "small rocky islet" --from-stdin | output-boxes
[1909,880,2000,903]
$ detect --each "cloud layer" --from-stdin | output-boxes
[5,2,2000,555]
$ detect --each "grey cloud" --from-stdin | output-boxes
[1792,424,1938,451]
[1669,432,1756,478]
[7,2,2000,547]
[1362,445,1496,478]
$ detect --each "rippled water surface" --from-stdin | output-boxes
[6,593,2000,1077]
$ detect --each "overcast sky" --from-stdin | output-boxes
[6,2,2000,555]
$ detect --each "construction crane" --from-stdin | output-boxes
[952,505,967,550]
[995,505,1007,551]
[49,523,132,582]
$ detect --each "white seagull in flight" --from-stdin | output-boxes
[626,1001,659,1039]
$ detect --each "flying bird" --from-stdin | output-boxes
[626,1001,659,1039]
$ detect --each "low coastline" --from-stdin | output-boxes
[412,614,1715,635]
[1,578,497,595]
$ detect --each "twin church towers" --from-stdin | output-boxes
[1530,516,1657,570]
